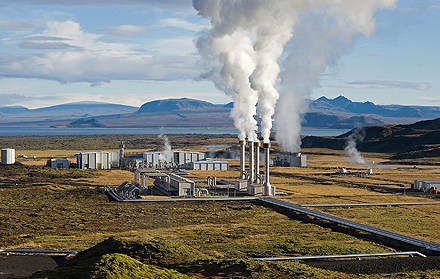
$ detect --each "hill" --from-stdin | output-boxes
[301,117,440,159]
[137,98,219,113]
[0,101,138,118]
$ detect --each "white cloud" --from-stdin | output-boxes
[100,25,148,38]
[348,80,432,90]
[0,19,33,30]
[158,18,210,32]
[0,20,200,85]
[151,36,196,55]
[0,93,29,106]
[418,96,440,103]
[0,0,192,8]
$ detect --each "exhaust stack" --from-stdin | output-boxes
[263,142,272,195]
[248,140,255,183]
[239,139,246,179]
[254,141,260,183]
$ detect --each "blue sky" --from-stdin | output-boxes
[0,0,438,109]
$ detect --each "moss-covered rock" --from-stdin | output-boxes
[91,253,192,279]
[66,236,211,267]
[28,237,208,279]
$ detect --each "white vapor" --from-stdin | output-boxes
[193,0,397,149]
[344,127,372,167]
[158,134,173,163]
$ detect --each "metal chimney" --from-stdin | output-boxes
[254,141,260,183]
[119,141,125,168]
[263,142,271,195]
[239,139,246,179]
[248,140,254,183]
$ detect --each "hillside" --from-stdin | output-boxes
[301,117,440,159]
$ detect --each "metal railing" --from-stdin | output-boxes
[0,249,77,256]
[255,251,427,261]
[259,197,440,253]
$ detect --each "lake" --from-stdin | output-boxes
[0,126,349,137]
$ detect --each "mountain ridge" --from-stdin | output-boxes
[1,96,440,129]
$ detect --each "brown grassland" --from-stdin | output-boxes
[1,134,440,278]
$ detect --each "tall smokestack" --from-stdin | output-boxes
[248,140,254,183]
[263,142,271,195]
[254,141,260,183]
[119,141,125,169]
[239,139,246,179]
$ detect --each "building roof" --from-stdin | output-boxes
[192,160,228,164]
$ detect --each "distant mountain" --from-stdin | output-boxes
[0,106,30,114]
[310,95,440,119]
[0,101,138,119]
[2,95,440,129]
[137,98,218,113]
[32,102,139,117]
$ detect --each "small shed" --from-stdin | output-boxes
[273,153,307,167]
[51,158,69,169]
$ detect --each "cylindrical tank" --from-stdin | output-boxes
[1,148,15,165]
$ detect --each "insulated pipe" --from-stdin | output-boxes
[239,139,246,179]
[254,141,260,182]
[263,142,271,195]
[248,140,254,183]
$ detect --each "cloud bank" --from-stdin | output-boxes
[0,21,199,86]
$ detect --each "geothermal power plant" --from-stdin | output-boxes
[107,137,278,200]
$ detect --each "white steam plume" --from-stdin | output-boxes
[196,28,258,141]
[193,0,397,148]
[158,134,173,163]
[344,127,372,167]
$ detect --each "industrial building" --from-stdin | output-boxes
[1,148,15,165]
[184,160,229,171]
[273,153,307,167]
[413,180,440,193]
[76,151,119,169]
[153,173,195,196]
[50,158,69,169]
[142,150,205,168]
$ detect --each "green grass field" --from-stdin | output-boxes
[2,135,440,278]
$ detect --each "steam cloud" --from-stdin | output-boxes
[158,134,173,163]
[193,0,397,150]
[344,127,372,167]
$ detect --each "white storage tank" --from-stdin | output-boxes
[1,148,15,165]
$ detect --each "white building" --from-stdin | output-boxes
[51,158,69,169]
[185,160,229,171]
[274,153,307,167]
[154,173,195,196]
[413,180,440,193]
[142,150,205,168]
[1,148,15,165]
[76,151,119,169]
